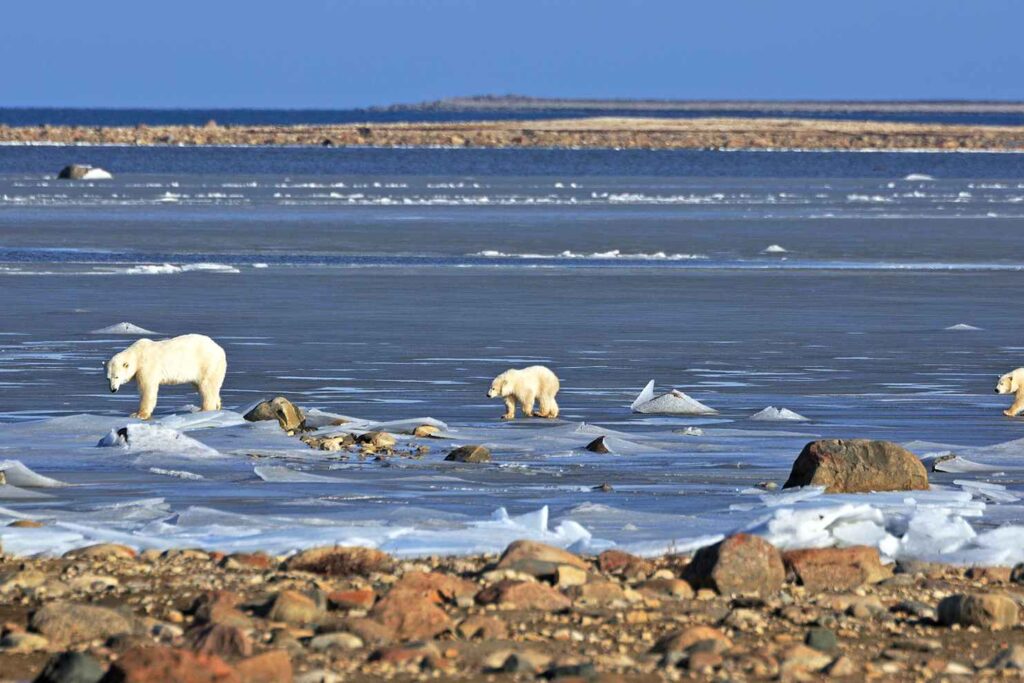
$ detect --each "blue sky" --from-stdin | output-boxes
[3,0,1021,108]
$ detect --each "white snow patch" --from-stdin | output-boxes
[903,173,934,181]
[761,244,788,254]
[90,322,156,335]
[945,323,982,331]
[630,380,717,415]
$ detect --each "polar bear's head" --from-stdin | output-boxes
[105,350,139,393]
[487,370,514,398]
[996,368,1024,394]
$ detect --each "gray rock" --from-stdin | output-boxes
[33,651,105,683]
[804,627,837,652]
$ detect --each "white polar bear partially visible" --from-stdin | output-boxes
[487,365,560,420]
[105,334,227,420]
[996,368,1024,417]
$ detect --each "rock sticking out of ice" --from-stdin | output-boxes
[945,323,982,331]
[90,322,156,335]
[749,406,808,422]
[762,244,788,254]
[630,380,717,415]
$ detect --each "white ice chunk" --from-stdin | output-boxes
[956,479,1021,503]
[81,167,113,180]
[98,424,222,458]
[945,323,982,331]
[0,460,66,488]
[90,322,156,335]
[631,381,717,415]
[762,244,788,254]
[254,466,344,483]
[903,173,934,181]
[921,452,1004,473]
[749,406,808,422]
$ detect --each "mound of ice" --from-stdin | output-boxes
[749,406,808,422]
[90,322,156,335]
[761,244,788,254]
[0,460,67,487]
[630,380,717,415]
[98,424,221,457]
[904,173,934,181]
[945,323,982,331]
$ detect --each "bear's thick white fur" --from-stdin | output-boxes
[487,365,560,420]
[996,367,1024,417]
[106,334,227,419]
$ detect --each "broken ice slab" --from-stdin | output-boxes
[749,406,808,422]
[630,380,717,415]
[920,452,1004,473]
[90,321,156,335]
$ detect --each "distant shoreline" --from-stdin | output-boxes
[5,116,1024,151]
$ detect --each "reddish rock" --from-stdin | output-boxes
[967,566,1012,583]
[63,543,138,561]
[389,571,478,603]
[283,546,392,576]
[475,580,572,611]
[190,591,251,628]
[651,625,733,654]
[597,549,653,577]
[494,540,588,577]
[235,650,292,683]
[782,545,890,592]
[99,646,239,683]
[370,589,452,640]
[370,641,440,666]
[30,602,136,645]
[342,617,397,645]
[457,615,509,640]
[783,439,928,493]
[637,578,695,599]
[327,588,376,610]
[219,553,273,570]
[265,590,321,625]
[188,623,253,659]
[938,593,1020,630]
[566,580,627,606]
[683,534,785,597]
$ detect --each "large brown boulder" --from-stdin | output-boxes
[475,580,572,611]
[683,534,785,597]
[283,546,392,576]
[782,546,890,592]
[369,588,453,641]
[99,646,238,683]
[31,603,136,645]
[495,540,587,573]
[783,439,928,493]
[938,593,1020,630]
[243,397,305,432]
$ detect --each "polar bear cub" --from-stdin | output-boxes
[106,334,227,420]
[487,365,560,420]
[996,368,1024,417]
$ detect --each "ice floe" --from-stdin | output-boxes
[749,406,809,422]
[90,322,156,335]
[761,244,788,254]
[630,380,717,415]
[945,323,982,331]
[903,173,935,181]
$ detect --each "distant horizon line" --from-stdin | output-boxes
[3,96,1024,113]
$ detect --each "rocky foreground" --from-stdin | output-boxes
[2,535,1024,682]
[6,117,1024,151]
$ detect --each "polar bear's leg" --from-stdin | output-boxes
[199,372,224,412]
[502,397,516,420]
[133,381,158,420]
[520,393,536,418]
[539,395,559,419]
[1006,392,1024,417]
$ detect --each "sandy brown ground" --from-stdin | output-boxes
[1,538,1024,682]
[6,117,1024,151]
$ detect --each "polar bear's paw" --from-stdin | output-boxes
[131,412,152,420]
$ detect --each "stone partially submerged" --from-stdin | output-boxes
[57,164,112,180]
[630,380,717,415]
[243,396,305,432]
[783,439,929,493]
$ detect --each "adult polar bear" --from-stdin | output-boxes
[487,365,560,420]
[106,334,226,419]
[996,367,1024,417]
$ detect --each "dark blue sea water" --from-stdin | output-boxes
[0,144,1022,562]
[2,105,1023,128]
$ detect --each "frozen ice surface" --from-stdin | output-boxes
[90,322,156,335]
[631,381,717,415]
[749,406,809,422]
